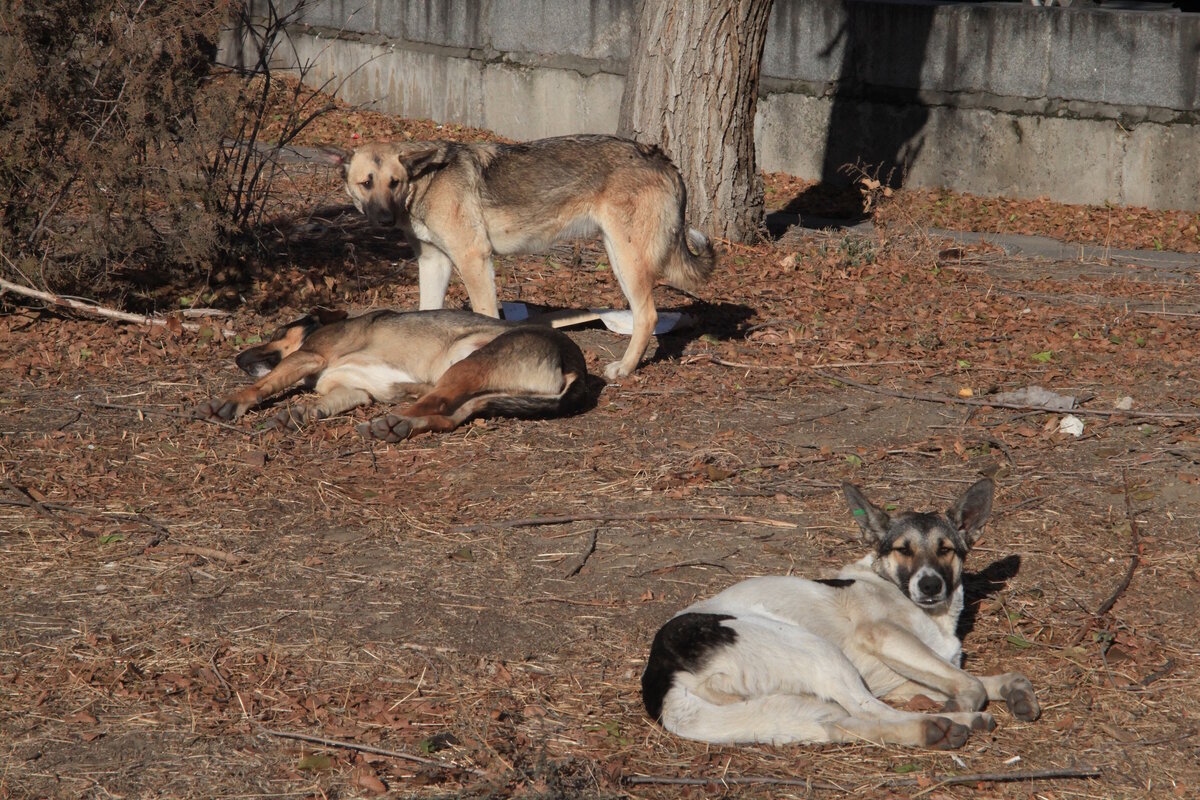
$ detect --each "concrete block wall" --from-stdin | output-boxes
[226,0,1200,210]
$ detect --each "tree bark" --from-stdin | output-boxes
[618,0,773,244]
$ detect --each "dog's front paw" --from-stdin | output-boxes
[967,712,996,733]
[603,360,631,382]
[940,681,987,714]
[935,709,996,734]
[1002,676,1040,721]
[922,716,971,750]
[357,414,413,442]
[192,396,243,422]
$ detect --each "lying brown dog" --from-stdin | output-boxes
[193,308,589,441]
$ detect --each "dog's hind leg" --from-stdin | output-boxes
[667,617,975,747]
[356,338,581,441]
[600,233,658,380]
[357,384,577,442]
[660,687,974,748]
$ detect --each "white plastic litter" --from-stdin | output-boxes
[501,302,687,336]
[990,385,1075,411]
[591,309,684,336]
[1059,415,1084,437]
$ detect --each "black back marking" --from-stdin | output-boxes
[642,612,736,721]
[814,578,856,588]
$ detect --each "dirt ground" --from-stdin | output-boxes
[3,119,1200,799]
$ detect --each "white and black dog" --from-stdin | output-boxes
[642,479,1040,748]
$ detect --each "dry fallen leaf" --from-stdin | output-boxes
[351,768,386,795]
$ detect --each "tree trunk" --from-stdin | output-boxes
[618,0,773,244]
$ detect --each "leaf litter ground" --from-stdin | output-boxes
[2,97,1199,799]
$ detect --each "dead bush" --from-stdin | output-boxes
[0,0,333,300]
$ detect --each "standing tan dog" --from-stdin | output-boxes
[192,309,588,440]
[321,135,716,380]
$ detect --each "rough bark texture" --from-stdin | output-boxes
[618,0,773,244]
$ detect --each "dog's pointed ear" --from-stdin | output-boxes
[948,478,994,546]
[310,306,349,326]
[842,482,891,543]
[398,143,451,180]
[317,145,352,167]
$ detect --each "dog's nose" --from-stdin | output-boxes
[366,202,394,226]
[918,573,944,597]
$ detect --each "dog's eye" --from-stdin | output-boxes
[389,177,401,189]
[893,544,913,556]
[938,544,955,556]
[360,176,373,189]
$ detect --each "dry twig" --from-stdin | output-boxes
[624,774,843,790]
[561,530,598,578]
[624,765,1100,791]
[1,478,62,523]
[1070,468,1141,646]
[453,511,798,534]
[145,543,248,565]
[888,765,1101,791]
[260,727,485,776]
[90,400,260,436]
[0,276,236,338]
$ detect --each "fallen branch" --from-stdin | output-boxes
[0,276,236,338]
[259,728,485,776]
[623,765,1100,792]
[1071,469,1142,646]
[90,400,259,436]
[1099,469,1142,620]
[452,511,798,534]
[517,596,624,608]
[638,559,733,577]
[624,775,843,791]
[0,487,171,537]
[890,765,1101,791]
[145,543,247,565]
[561,530,598,579]
[1,478,62,522]
[812,369,1200,420]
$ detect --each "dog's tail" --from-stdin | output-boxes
[661,174,717,294]
[470,368,588,420]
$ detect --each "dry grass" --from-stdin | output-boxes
[2,111,1199,799]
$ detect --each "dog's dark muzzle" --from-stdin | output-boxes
[909,568,949,606]
[917,573,944,598]
[364,199,398,227]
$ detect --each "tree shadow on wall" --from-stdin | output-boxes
[773,0,936,234]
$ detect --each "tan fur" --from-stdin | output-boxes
[192,309,589,439]
[322,135,716,380]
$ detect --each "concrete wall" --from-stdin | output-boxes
[226,0,1200,210]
